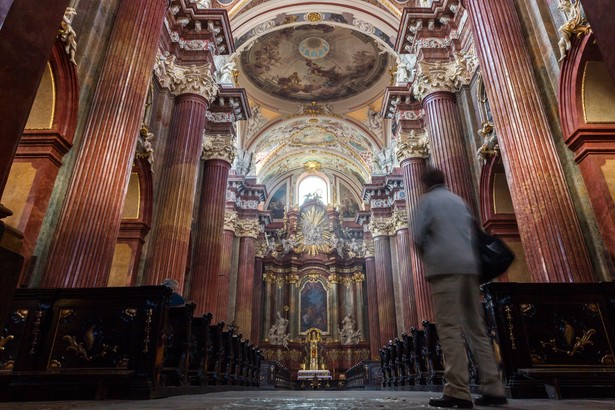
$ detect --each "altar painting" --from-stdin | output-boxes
[267,184,287,219]
[300,280,328,334]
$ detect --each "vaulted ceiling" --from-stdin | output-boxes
[222,0,410,202]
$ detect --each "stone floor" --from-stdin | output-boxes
[0,391,614,410]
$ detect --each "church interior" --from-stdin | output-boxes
[1,0,615,405]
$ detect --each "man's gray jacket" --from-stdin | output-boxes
[412,185,479,280]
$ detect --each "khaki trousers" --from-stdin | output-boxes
[430,274,505,401]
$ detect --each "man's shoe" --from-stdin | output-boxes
[474,394,508,406]
[429,394,474,408]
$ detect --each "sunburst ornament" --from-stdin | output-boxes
[294,206,332,256]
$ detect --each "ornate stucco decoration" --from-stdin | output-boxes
[295,207,333,256]
[339,314,362,345]
[352,18,375,35]
[476,121,499,161]
[296,101,334,116]
[135,124,155,166]
[214,54,239,86]
[412,53,477,101]
[395,54,418,85]
[397,109,425,121]
[58,7,77,64]
[154,53,218,102]
[368,216,394,237]
[395,129,430,161]
[235,218,260,238]
[246,105,266,140]
[362,239,375,258]
[364,107,383,139]
[392,210,409,232]
[202,133,236,164]
[223,210,238,233]
[557,0,591,61]
[352,272,365,283]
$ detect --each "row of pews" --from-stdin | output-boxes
[379,282,615,399]
[0,286,262,400]
[379,321,447,390]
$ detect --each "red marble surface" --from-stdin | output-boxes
[423,91,478,216]
[373,235,397,348]
[235,235,256,340]
[190,159,232,316]
[216,228,235,323]
[144,93,208,290]
[395,228,418,330]
[43,0,168,287]
[364,254,380,359]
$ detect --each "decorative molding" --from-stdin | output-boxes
[412,50,478,100]
[202,133,236,163]
[235,218,260,238]
[392,209,408,232]
[154,53,218,101]
[223,210,238,232]
[135,124,155,167]
[368,216,394,237]
[362,239,375,258]
[396,129,430,161]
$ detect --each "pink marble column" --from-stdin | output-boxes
[43,0,168,287]
[394,224,418,330]
[143,93,208,290]
[398,141,434,322]
[190,143,234,316]
[370,221,397,348]
[463,0,594,282]
[234,218,259,340]
[364,245,380,359]
[252,256,264,344]
[422,91,477,214]
[216,215,236,322]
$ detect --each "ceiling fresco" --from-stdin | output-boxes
[240,25,390,103]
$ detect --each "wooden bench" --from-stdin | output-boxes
[518,367,615,399]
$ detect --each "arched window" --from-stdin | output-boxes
[298,175,328,205]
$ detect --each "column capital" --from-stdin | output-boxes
[223,210,238,233]
[413,50,479,101]
[392,209,409,232]
[202,133,236,163]
[363,239,375,258]
[368,216,394,237]
[235,217,260,238]
[396,129,430,161]
[154,53,218,101]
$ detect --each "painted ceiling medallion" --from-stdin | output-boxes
[299,37,330,60]
[241,25,389,103]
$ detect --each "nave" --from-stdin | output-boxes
[0,391,613,410]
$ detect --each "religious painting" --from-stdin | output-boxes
[267,184,287,220]
[300,280,328,333]
[339,183,360,219]
[241,25,389,103]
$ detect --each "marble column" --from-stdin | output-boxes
[397,133,434,323]
[353,272,366,341]
[414,69,477,213]
[144,64,218,289]
[329,272,340,341]
[364,239,380,359]
[393,211,418,331]
[234,217,259,340]
[43,0,168,287]
[262,271,275,341]
[190,134,235,316]
[369,218,397,348]
[252,255,264,344]
[216,211,236,323]
[463,0,594,282]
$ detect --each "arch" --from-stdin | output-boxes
[558,32,615,273]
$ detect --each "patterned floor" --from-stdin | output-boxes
[0,391,614,409]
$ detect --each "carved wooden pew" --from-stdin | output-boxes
[206,321,225,385]
[161,302,196,386]
[410,327,428,386]
[401,333,416,386]
[187,312,212,386]
[483,282,615,399]
[0,286,171,400]
[422,320,444,386]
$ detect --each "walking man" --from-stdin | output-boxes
[412,168,507,408]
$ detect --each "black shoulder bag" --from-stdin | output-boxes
[475,227,515,284]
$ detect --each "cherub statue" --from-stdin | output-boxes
[557,0,591,62]
[59,7,78,64]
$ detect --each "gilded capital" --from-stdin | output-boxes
[363,239,375,258]
[368,216,394,237]
[235,218,260,238]
[154,53,218,102]
[202,134,236,164]
[392,210,409,232]
[396,129,430,161]
[223,210,238,232]
[352,272,365,283]
[412,52,477,101]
